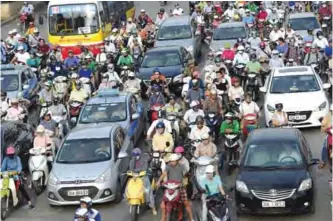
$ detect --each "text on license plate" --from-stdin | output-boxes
[289,115,306,121]
[262,201,285,208]
[67,189,89,196]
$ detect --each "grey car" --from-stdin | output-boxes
[155,16,201,62]
[210,22,248,52]
[286,12,321,38]
[47,124,133,205]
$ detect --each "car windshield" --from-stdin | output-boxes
[243,141,304,169]
[141,52,180,68]
[157,25,192,40]
[0,74,19,92]
[270,75,320,93]
[288,17,320,30]
[56,138,111,164]
[213,27,246,40]
[49,4,99,36]
[79,102,127,123]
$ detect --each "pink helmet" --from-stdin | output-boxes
[6,146,15,155]
[174,146,184,154]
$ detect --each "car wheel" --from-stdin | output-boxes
[236,206,243,216]
[308,202,315,214]
[113,179,123,204]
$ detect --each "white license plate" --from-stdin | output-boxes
[67,189,89,196]
[289,115,306,121]
[262,201,285,208]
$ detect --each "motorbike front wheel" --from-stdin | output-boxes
[130,205,138,221]
[33,178,44,195]
[1,196,8,220]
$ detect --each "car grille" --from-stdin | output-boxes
[58,186,99,201]
[287,111,312,122]
[251,189,295,201]
[60,180,95,184]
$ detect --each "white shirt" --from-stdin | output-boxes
[238,8,246,17]
[285,29,295,38]
[104,71,122,84]
[239,101,260,116]
[147,119,172,137]
[223,9,236,18]
[313,38,329,49]
[126,23,137,33]
[96,53,107,63]
[13,34,21,42]
[233,53,249,66]
[1,100,9,112]
[105,43,116,53]
[15,52,30,64]
[183,109,205,125]
[20,4,34,14]
[172,8,184,16]
[228,86,244,100]
[127,35,143,48]
[269,30,283,42]
[189,125,210,140]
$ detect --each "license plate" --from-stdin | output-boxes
[262,201,285,208]
[67,189,89,196]
[289,115,306,121]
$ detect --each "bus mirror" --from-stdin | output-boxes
[100,12,106,22]
[39,15,43,25]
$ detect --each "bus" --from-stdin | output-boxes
[47,0,135,57]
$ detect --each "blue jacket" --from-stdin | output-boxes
[325,46,332,57]
[79,68,93,78]
[64,56,80,69]
[1,156,22,172]
[276,43,289,54]
[74,208,101,221]
[189,78,204,90]
[243,16,255,24]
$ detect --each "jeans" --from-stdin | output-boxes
[143,176,155,208]
[321,136,328,162]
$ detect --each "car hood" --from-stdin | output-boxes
[294,28,321,39]
[6,91,18,99]
[76,121,128,131]
[239,168,307,189]
[210,39,237,51]
[138,65,183,79]
[53,161,109,181]
[267,91,326,111]
[155,39,193,49]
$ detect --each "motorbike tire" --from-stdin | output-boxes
[114,179,123,204]
[33,179,44,195]
[1,196,8,220]
[131,205,138,221]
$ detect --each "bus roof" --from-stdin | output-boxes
[48,0,100,7]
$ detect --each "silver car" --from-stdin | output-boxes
[286,12,322,38]
[210,22,248,52]
[155,16,201,62]
[47,124,133,206]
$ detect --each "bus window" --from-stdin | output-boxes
[102,2,110,22]
[49,4,100,35]
[107,2,116,22]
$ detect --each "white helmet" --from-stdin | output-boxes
[33,28,39,33]
[272,50,279,55]
[71,73,79,79]
[237,45,245,51]
[128,71,135,77]
[141,9,146,13]
[36,125,45,133]
[206,165,215,173]
[190,100,200,108]
[107,63,114,70]
[201,132,210,140]
[168,153,180,162]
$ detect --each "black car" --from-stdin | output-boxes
[137,46,192,95]
[234,128,318,215]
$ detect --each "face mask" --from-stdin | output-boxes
[128,76,135,80]
[272,54,278,58]
[319,36,323,40]
[323,4,327,7]
[239,51,244,54]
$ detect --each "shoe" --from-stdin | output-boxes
[29,204,35,209]
[152,208,157,215]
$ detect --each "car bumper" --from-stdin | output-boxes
[47,180,116,206]
[236,189,314,214]
[264,107,329,128]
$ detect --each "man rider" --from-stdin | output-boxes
[256,4,268,21]
[49,45,63,62]
[194,132,217,159]
[39,81,54,104]
[268,7,279,24]
[138,9,152,28]
[189,115,210,143]
[124,71,141,92]
[243,9,255,27]
[187,79,205,104]
[303,45,323,66]
[239,93,260,133]
[152,122,174,152]
[4,98,26,121]
[155,8,169,26]
[69,81,88,103]
[174,146,190,173]
[233,45,249,66]
[220,112,240,136]
[128,31,143,48]
[269,26,283,42]
[271,102,288,127]
[257,42,271,59]
[285,38,301,64]
[104,63,122,85]
[49,96,66,117]
[223,3,236,19]
[173,3,185,16]
[28,28,41,46]
[74,197,101,221]
[313,31,329,50]
[20,1,34,21]
[318,1,332,22]
[104,36,116,54]
[147,110,172,139]
[11,45,30,64]
[247,31,261,49]
[203,89,223,116]
[117,49,134,67]
[269,50,285,68]
[64,50,80,69]
[245,54,262,86]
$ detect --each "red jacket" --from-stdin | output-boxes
[221,49,235,60]
[327,127,332,146]
[319,7,332,18]
[256,11,268,20]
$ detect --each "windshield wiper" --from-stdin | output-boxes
[288,90,311,93]
[81,29,88,38]
[271,91,287,94]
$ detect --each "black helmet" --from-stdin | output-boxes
[250,54,257,60]
[316,31,323,37]
[53,96,59,102]
[1,90,7,97]
[275,103,283,109]
[160,8,165,13]
[168,94,176,100]
[195,115,204,124]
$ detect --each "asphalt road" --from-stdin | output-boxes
[2,2,331,221]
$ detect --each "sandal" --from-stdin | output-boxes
[318,161,325,169]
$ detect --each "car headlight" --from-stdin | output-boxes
[173,74,183,83]
[48,172,60,185]
[236,180,249,194]
[95,168,112,183]
[186,46,194,53]
[315,102,327,112]
[298,178,312,191]
[267,104,275,113]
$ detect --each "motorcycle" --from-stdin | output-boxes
[166,113,180,142]
[53,76,69,103]
[204,192,231,221]
[229,98,242,119]
[80,77,92,98]
[245,72,259,101]
[204,65,217,86]
[224,133,240,175]
[242,113,258,140]
[125,170,147,221]
[68,100,84,127]
[19,13,28,33]
[52,114,68,139]
[126,87,141,101]
[260,69,270,85]
[150,105,164,123]
[234,63,246,88]
[120,66,130,82]
[0,171,20,220]
[132,51,142,73]
[257,19,265,39]
[28,146,52,194]
[162,180,183,221]
[205,112,220,142]
[149,151,167,192]
[322,16,331,37]
[39,101,53,119]
[224,59,233,73]
[181,76,192,98]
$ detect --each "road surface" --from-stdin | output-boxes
[2,2,331,221]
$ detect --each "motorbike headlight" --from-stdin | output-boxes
[173,74,183,83]
[186,46,194,53]
[236,180,249,194]
[298,178,312,192]
[95,168,111,183]
[267,104,275,113]
[315,102,327,112]
[48,172,60,185]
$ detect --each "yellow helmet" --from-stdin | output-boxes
[233,14,240,21]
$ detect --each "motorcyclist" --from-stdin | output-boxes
[220,112,240,135]
[49,45,63,62]
[204,86,223,115]
[234,38,246,49]
[104,63,122,85]
[285,24,295,39]
[303,45,323,66]
[173,3,185,16]
[4,98,25,121]
[104,36,116,54]
[33,125,53,149]
[157,153,195,221]
[69,81,88,103]
[174,146,190,173]
[98,73,113,90]
[247,31,261,49]
[237,3,246,17]
[74,197,101,221]
[164,94,181,114]
[223,3,236,19]
[268,8,279,24]
[271,102,288,127]
[214,57,230,76]
[213,67,231,98]
[138,9,153,29]
[233,45,249,66]
[39,111,58,136]
[303,29,314,42]
[11,45,30,64]
[39,81,55,104]
[319,104,332,169]
[221,43,235,61]
[228,77,244,102]
[129,148,157,215]
[1,91,9,116]
[276,37,288,55]
[285,38,301,64]
[256,4,268,21]
[128,31,143,49]
[78,47,93,61]
[318,1,332,22]
[124,71,141,92]
[184,101,205,128]
[155,8,169,26]
[269,50,285,68]
[187,79,205,104]
[152,122,174,152]
[212,15,221,29]
[28,28,41,46]
[313,31,329,50]
[147,110,172,139]
[245,54,262,86]
[78,61,93,82]
[243,9,255,27]
[269,26,283,42]
[1,146,35,209]
[64,50,80,69]
[148,85,166,109]
[48,56,65,78]
[49,96,67,117]
[17,37,28,52]
[129,38,144,58]
[247,1,258,13]
[191,5,202,21]
[257,42,271,59]
[147,69,169,95]
[117,49,134,67]
[194,132,217,160]
[74,208,94,221]
[239,93,260,133]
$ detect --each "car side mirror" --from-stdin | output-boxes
[39,15,43,25]
[195,31,201,36]
[118,151,128,159]
[309,158,319,165]
[132,113,140,120]
[23,84,29,90]
[323,83,331,90]
[70,117,77,125]
[259,87,267,93]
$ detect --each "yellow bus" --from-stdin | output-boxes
[47,0,135,57]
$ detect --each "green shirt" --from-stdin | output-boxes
[27,58,40,67]
[220,120,240,135]
[117,55,133,66]
[247,3,258,12]
[88,61,97,72]
[246,61,261,73]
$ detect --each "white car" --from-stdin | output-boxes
[260,66,331,128]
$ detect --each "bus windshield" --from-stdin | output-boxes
[49,4,100,36]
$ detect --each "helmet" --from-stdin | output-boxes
[6,146,15,155]
[160,8,165,13]
[195,115,204,124]
[259,42,265,48]
[205,165,215,173]
[224,42,231,49]
[237,45,245,51]
[190,100,200,108]
[11,98,19,104]
[225,112,233,119]
[174,146,185,154]
[75,208,89,218]
[201,132,210,140]
[210,89,217,95]
[153,67,160,73]
[168,94,176,100]
[33,28,39,33]
[141,9,146,13]
[250,54,257,60]
[1,90,7,97]
[44,81,52,87]
[75,80,82,87]
[237,38,243,43]
[80,196,92,207]
[310,44,316,49]
[36,125,45,133]
[316,31,323,37]
[275,102,283,109]
[168,153,180,162]
[156,122,165,129]
[272,50,279,55]
[158,110,166,118]
[128,71,135,77]
[231,77,239,85]
[132,148,142,157]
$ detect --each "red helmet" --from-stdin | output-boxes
[259,42,265,48]
[174,146,184,154]
[231,77,239,85]
[6,146,15,155]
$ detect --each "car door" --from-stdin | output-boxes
[191,19,200,55]
[128,96,144,143]
[300,134,316,178]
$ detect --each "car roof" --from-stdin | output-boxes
[248,128,299,143]
[1,64,25,75]
[161,16,191,26]
[86,92,129,105]
[289,12,316,19]
[217,22,245,28]
[273,66,314,77]
[147,46,182,53]
[66,125,118,140]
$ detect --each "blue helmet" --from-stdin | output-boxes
[153,67,160,73]
[156,122,165,129]
[132,148,142,157]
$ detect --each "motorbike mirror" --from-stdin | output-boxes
[47,143,52,147]
[166,142,170,147]
[132,113,140,120]
[309,158,319,165]
[323,83,331,90]
[23,84,29,90]
[38,15,43,25]
[259,87,267,93]
[118,151,128,159]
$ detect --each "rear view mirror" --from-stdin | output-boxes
[118,151,128,159]
[323,83,331,90]
[259,87,267,93]
[132,113,140,120]
[309,158,319,165]
[38,15,43,25]
[166,142,170,147]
